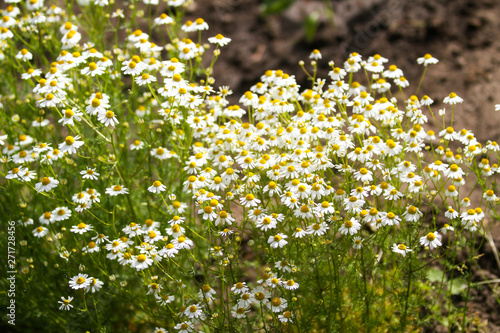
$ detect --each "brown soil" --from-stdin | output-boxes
[186,0,500,331]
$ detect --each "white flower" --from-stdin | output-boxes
[154,13,174,25]
[184,303,206,320]
[32,226,49,238]
[58,296,74,311]
[106,185,128,196]
[339,219,361,235]
[97,110,119,127]
[59,108,83,126]
[148,180,166,193]
[135,73,157,85]
[267,297,288,313]
[131,254,154,270]
[69,274,92,290]
[71,222,94,234]
[35,177,59,192]
[85,278,104,293]
[81,167,100,180]
[268,233,288,248]
[16,49,33,62]
[392,243,412,257]
[208,34,231,47]
[443,92,463,105]
[58,135,84,154]
[417,54,439,66]
[419,231,442,250]
[81,62,105,76]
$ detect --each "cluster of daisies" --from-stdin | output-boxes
[177,51,498,262]
[2,0,500,331]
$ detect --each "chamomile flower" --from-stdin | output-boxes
[440,224,455,234]
[97,110,119,127]
[240,193,261,207]
[443,92,463,105]
[339,218,362,235]
[105,185,129,196]
[131,254,154,271]
[81,167,99,180]
[417,54,439,66]
[71,222,94,234]
[155,13,174,25]
[208,34,231,47]
[392,243,412,257]
[268,233,288,248]
[69,274,92,290]
[35,177,59,192]
[85,278,104,293]
[16,48,33,61]
[33,226,49,238]
[267,297,288,313]
[59,135,84,154]
[148,180,167,193]
[81,62,105,76]
[130,140,145,150]
[184,303,206,320]
[420,231,442,250]
[58,296,74,311]
[135,73,157,85]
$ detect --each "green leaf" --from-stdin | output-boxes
[260,0,295,16]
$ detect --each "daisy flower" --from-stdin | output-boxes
[81,62,105,76]
[59,108,83,126]
[353,167,373,182]
[16,48,33,62]
[33,226,49,238]
[130,140,145,150]
[106,185,129,196]
[22,68,42,80]
[209,34,231,47]
[417,54,439,66]
[184,303,206,320]
[135,73,157,86]
[83,241,100,253]
[153,328,168,333]
[58,296,74,311]
[268,233,288,248]
[35,177,59,192]
[97,110,119,127]
[231,304,250,318]
[307,222,329,236]
[131,254,154,271]
[278,311,294,323]
[293,227,308,238]
[420,231,442,250]
[85,278,104,293]
[148,180,167,193]
[58,135,84,154]
[71,222,94,234]
[81,167,100,180]
[443,92,463,105]
[440,224,455,235]
[267,297,288,313]
[392,243,412,257]
[283,279,299,290]
[339,219,361,235]
[69,274,92,290]
[240,193,261,207]
[155,13,174,25]
[52,207,71,222]
[174,321,195,333]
